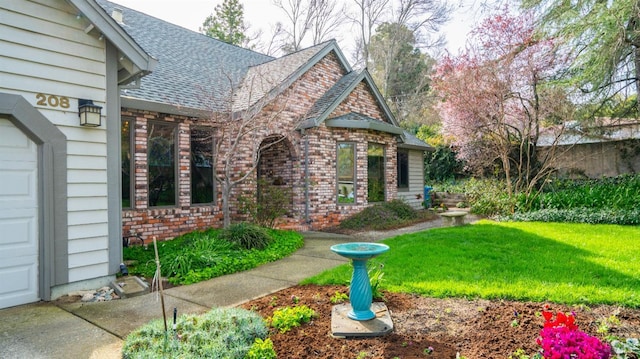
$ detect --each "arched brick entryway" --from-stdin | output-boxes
[257,136,295,225]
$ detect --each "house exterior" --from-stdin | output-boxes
[97,1,432,241]
[0,0,429,309]
[0,0,156,308]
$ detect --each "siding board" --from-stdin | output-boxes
[0,24,103,62]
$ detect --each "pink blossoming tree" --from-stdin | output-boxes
[434,7,574,207]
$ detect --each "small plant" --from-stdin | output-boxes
[218,222,272,250]
[509,348,534,359]
[330,291,349,304]
[122,307,268,359]
[537,310,610,359]
[356,352,369,359]
[245,338,277,359]
[610,338,640,358]
[291,295,300,304]
[424,346,434,355]
[269,305,316,333]
[597,314,621,335]
[368,262,385,301]
[268,296,278,307]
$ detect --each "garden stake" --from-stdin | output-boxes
[173,307,178,339]
[152,236,168,332]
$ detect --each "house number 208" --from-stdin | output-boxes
[36,93,70,109]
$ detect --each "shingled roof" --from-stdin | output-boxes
[232,40,349,112]
[98,0,273,113]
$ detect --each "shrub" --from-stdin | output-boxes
[339,200,420,230]
[269,305,317,333]
[122,307,268,359]
[164,237,235,279]
[523,174,640,212]
[500,208,640,225]
[245,338,277,359]
[238,179,292,228]
[218,222,272,250]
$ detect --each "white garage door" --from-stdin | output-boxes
[0,118,39,309]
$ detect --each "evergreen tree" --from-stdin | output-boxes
[201,0,247,46]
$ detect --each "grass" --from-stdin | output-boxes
[304,220,640,307]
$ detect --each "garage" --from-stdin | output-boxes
[0,118,39,309]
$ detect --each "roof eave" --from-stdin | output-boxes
[121,97,210,118]
[325,118,405,135]
[68,0,157,84]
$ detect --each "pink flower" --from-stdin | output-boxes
[537,310,610,359]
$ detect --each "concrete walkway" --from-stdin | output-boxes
[0,215,477,359]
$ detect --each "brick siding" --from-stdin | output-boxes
[121,51,400,240]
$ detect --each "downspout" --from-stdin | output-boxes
[302,129,310,223]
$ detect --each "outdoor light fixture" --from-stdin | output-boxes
[78,99,102,127]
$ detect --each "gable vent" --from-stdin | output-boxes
[111,8,123,23]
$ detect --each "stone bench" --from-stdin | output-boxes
[440,211,468,226]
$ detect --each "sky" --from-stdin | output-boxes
[109,0,485,59]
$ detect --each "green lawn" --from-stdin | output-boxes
[304,220,640,307]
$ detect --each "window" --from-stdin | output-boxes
[337,142,355,204]
[367,143,385,202]
[148,122,176,207]
[121,118,132,208]
[191,127,215,204]
[397,149,409,189]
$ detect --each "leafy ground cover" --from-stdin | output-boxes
[123,226,303,285]
[306,221,640,307]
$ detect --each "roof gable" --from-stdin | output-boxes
[232,40,351,112]
[299,69,398,130]
[69,0,156,84]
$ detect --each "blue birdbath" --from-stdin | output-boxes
[330,242,390,321]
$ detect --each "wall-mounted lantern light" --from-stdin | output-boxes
[78,99,102,127]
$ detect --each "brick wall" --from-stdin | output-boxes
[120,50,402,239]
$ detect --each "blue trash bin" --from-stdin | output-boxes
[423,186,433,208]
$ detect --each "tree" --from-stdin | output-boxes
[522,0,640,114]
[200,70,296,228]
[201,0,248,46]
[274,0,345,53]
[433,8,574,206]
[369,22,435,124]
[349,0,390,67]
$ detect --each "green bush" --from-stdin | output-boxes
[245,338,277,359]
[522,174,640,211]
[122,307,268,359]
[238,179,292,228]
[269,305,316,333]
[339,200,420,230]
[218,222,272,250]
[500,208,640,225]
[424,145,465,182]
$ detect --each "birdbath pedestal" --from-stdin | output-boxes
[330,242,389,321]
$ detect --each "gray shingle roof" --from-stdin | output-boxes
[305,70,362,120]
[232,41,337,112]
[98,0,273,112]
[399,130,433,151]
